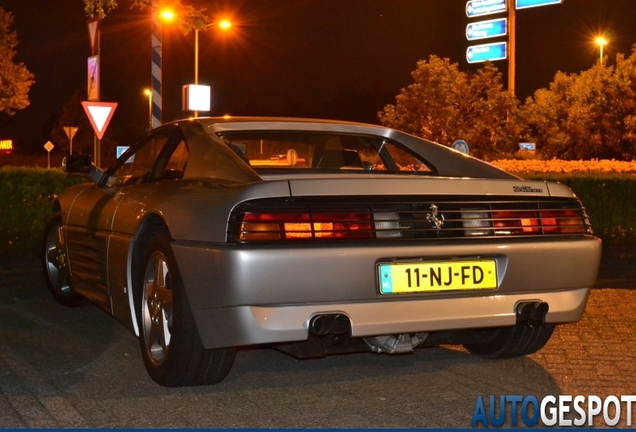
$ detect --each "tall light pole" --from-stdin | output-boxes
[193,19,232,117]
[150,5,175,130]
[595,36,608,65]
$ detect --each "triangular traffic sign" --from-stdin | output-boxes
[87,18,100,56]
[82,101,117,140]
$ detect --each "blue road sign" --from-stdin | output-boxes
[516,0,562,9]
[466,42,507,64]
[116,146,128,158]
[452,140,470,155]
[466,0,507,18]
[466,18,507,41]
[519,143,536,151]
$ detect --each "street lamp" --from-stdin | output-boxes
[595,36,608,65]
[160,9,175,21]
[193,19,232,116]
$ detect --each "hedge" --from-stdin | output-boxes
[523,173,636,247]
[0,167,87,269]
[0,168,634,269]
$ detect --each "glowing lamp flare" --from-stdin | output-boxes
[160,10,175,21]
[218,19,232,30]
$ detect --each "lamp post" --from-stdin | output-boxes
[595,36,608,65]
[150,5,176,130]
[193,19,232,117]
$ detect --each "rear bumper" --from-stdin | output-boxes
[171,236,601,349]
[191,287,589,349]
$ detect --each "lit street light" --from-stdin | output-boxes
[595,36,608,65]
[160,9,175,21]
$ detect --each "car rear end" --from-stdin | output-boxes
[171,175,601,355]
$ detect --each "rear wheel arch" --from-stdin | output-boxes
[128,214,171,336]
[129,215,235,386]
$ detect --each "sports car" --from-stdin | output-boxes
[43,117,601,387]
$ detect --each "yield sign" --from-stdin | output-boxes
[82,101,117,140]
[87,17,100,56]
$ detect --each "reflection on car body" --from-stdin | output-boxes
[43,117,601,387]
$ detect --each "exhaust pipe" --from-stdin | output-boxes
[309,314,350,336]
[516,302,549,325]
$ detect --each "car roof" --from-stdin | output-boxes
[190,116,393,136]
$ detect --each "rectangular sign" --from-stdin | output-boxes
[519,143,536,151]
[466,41,507,63]
[87,55,100,102]
[0,139,13,151]
[378,260,498,294]
[466,0,507,18]
[516,0,562,9]
[466,18,507,41]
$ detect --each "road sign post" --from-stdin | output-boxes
[44,141,54,169]
[515,0,562,9]
[466,41,507,63]
[82,101,117,168]
[466,0,507,18]
[466,18,507,41]
[64,127,78,155]
[452,140,470,155]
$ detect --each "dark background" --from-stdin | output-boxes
[2,0,636,153]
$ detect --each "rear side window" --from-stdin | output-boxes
[383,143,433,172]
[218,131,435,174]
[105,126,188,186]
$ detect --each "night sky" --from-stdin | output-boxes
[2,0,636,154]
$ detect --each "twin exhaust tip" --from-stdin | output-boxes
[309,314,350,336]
[516,301,549,325]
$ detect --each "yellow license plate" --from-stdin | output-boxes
[378,259,498,294]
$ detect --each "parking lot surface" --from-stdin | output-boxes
[0,263,635,428]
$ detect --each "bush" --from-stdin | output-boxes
[0,167,87,268]
[523,173,636,246]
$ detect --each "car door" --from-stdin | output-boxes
[65,125,185,312]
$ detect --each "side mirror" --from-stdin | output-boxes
[62,155,92,173]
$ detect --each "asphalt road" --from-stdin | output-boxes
[0,257,635,428]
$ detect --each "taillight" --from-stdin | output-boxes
[237,212,373,241]
[493,209,586,235]
[492,211,540,235]
[540,210,586,234]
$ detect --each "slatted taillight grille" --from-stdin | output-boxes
[228,197,592,242]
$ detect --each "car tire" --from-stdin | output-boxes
[463,323,555,359]
[136,230,236,387]
[42,214,83,307]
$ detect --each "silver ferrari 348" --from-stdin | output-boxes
[43,117,601,387]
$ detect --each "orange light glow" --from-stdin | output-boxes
[160,9,175,21]
[218,19,232,31]
[595,36,608,47]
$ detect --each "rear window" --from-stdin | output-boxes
[217,131,434,174]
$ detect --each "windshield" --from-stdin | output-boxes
[216,131,435,174]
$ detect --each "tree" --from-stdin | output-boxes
[0,7,34,115]
[84,0,209,33]
[521,46,636,161]
[379,55,519,160]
